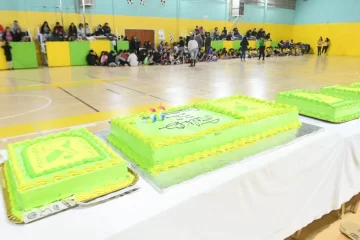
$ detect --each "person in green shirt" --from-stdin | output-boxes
[258,37,266,61]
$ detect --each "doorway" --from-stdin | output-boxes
[124,29,155,48]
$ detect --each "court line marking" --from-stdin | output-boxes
[58,87,100,112]
[103,80,147,94]
[106,89,122,95]
[0,95,52,120]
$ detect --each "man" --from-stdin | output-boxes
[11,20,21,33]
[130,36,141,55]
[204,32,212,57]
[188,36,199,67]
[194,33,203,51]
[258,37,266,61]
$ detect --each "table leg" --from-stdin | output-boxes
[292,229,302,239]
[350,200,360,214]
[339,203,345,219]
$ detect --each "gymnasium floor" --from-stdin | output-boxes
[1,55,360,239]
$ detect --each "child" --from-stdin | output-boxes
[207,48,214,61]
[107,51,117,67]
[127,50,138,67]
[197,49,205,62]
[2,41,13,70]
[86,49,99,66]
[161,52,170,65]
[100,51,108,66]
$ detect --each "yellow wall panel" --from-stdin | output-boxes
[223,41,234,50]
[249,41,256,49]
[90,41,111,56]
[293,22,360,56]
[46,42,71,67]
[0,42,9,70]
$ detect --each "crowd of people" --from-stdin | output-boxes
[0,21,30,42]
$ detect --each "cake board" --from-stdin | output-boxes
[0,163,139,224]
[97,122,323,193]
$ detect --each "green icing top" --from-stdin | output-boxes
[322,85,360,94]
[351,83,360,87]
[135,108,235,136]
[10,128,118,180]
[277,90,357,108]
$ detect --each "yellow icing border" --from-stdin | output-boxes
[1,165,138,223]
[7,129,125,191]
[149,121,301,174]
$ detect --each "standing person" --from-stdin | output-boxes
[188,36,199,67]
[240,36,249,61]
[258,37,266,61]
[205,32,212,57]
[317,37,323,56]
[2,41,13,70]
[322,38,330,55]
[195,32,203,51]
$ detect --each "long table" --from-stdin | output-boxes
[1,118,359,240]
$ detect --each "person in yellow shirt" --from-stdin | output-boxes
[317,36,323,56]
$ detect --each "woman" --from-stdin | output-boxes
[68,23,77,41]
[322,38,330,55]
[240,36,249,61]
[13,28,23,42]
[40,21,51,40]
[78,23,85,38]
[317,37,323,56]
[2,27,14,42]
[213,27,219,40]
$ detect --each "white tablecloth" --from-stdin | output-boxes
[1,118,360,240]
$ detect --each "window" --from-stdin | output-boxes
[231,0,245,16]
[243,0,296,10]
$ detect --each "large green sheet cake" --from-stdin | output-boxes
[1,128,137,223]
[108,95,301,180]
[276,89,360,122]
[320,85,360,100]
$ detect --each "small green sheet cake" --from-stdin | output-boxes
[320,85,360,100]
[1,128,137,223]
[108,95,301,175]
[351,82,360,87]
[276,90,360,122]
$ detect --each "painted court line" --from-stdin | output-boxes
[58,87,100,112]
[0,95,52,120]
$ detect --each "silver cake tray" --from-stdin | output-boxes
[96,122,323,193]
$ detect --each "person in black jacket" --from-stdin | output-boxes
[130,36,141,55]
[204,32,212,57]
[13,28,23,42]
[107,51,117,67]
[40,21,51,40]
[240,37,249,61]
[2,41,13,69]
[68,23,77,41]
[86,50,99,66]
[94,25,104,36]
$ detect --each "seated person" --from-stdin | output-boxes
[13,28,24,42]
[84,23,92,36]
[138,49,147,64]
[40,21,52,40]
[52,22,64,41]
[226,32,233,41]
[94,25,104,36]
[127,50,139,67]
[251,28,257,38]
[2,27,14,42]
[107,51,117,67]
[11,20,22,33]
[0,24,4,35]
[116,51,130,66]
[278,40,284,51]
[99,51,108,66]
[197,49,205,62]
[153,50,161,64]
[289,39,295,48]
[102,23,111,35]
[78,23,85,38]
[161,52,170,65]
[257,28,265,39]
[233,28,241,39]
[265,33,271,41]
[246,29,251,38]
[68,23,77,41]
[86,50,99,66]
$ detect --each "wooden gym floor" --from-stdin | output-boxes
[1,55,360,239]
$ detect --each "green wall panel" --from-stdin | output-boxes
[233,40,241,50]
[117,41,129,50]
[211,41,224,50]
[10,42,38,69]
[271,41,279,48]
[69,41,90,66]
